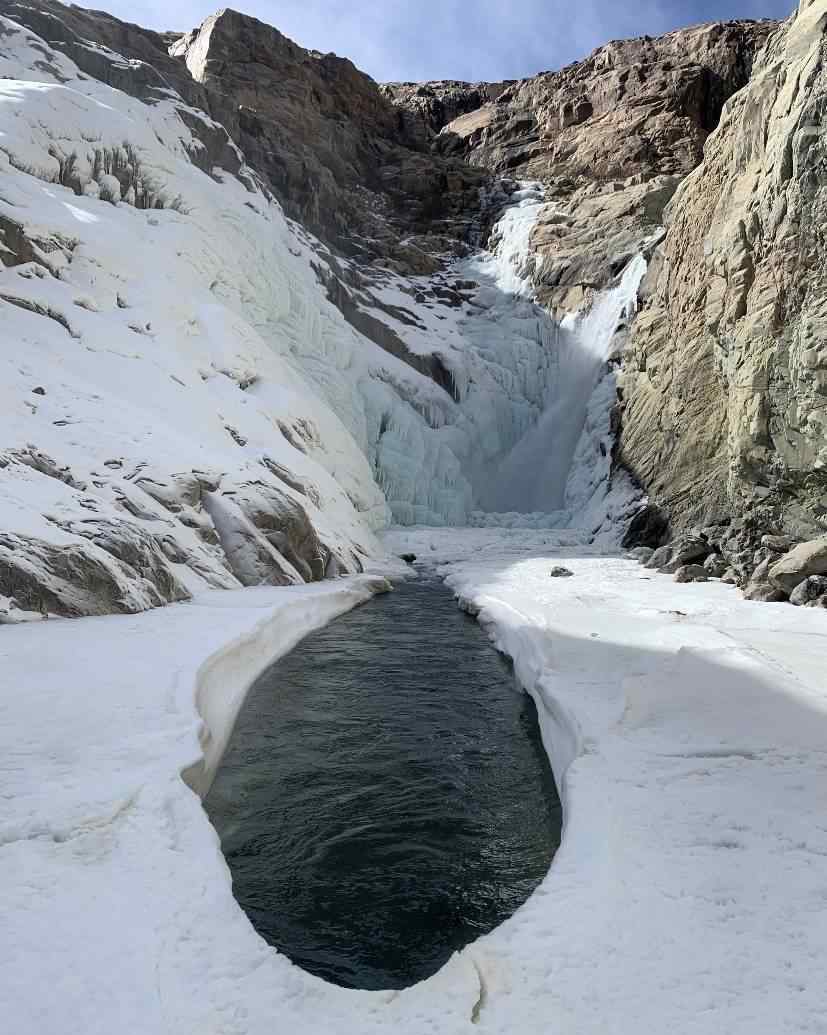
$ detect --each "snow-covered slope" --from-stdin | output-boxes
[0,14,645,619]
[0,16,389,616]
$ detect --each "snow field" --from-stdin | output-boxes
[5,525,827,1034]
[385,527,827,1034]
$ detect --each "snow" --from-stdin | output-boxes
[0,17,560,591]
[383,527,827,1034]
[471,181,548,297]
[0,18,390,597]
[4,525,827,1033]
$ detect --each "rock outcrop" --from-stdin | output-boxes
[389,21,775,314]
[168,9,488,258]
[619,1,827,548]
[381,80,513,144]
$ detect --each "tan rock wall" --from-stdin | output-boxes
[619,2,827,538]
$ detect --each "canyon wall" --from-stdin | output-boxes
[619,1,827,545]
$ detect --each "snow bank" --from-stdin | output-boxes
[0,578,485,1035]
[6,527,827,1033]
[385,527,827,1034]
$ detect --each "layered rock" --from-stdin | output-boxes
[619,1,827,547]
[396,20,777,314]
[0,4,561,618]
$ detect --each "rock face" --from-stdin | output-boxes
[390,21,775,314]
[0,2,567,618]
[169,10,487,257]
[381,80,513,143]
[619,1,827,544]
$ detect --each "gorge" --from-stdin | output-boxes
[2,2,827,1033]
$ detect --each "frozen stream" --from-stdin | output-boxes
[205,577,562,990]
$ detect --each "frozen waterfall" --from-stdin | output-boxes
[481,254,647,514]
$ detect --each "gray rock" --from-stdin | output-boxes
[645,545,673,570]
[671,534,712,565]
[730,549,757,578]
[674,564,709,583]
[617,9,827,543]
[703,552,729,578]
[742,557,789,602]
[550,566,574,578]
[769,537,827,594]
[790,575,827,607]
[761,534,793,553]
[660,559,684,575]
[0,526,190,618]
[628,546,655,563]
[743,584,789,603]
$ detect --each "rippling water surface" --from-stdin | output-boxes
[205,577,562,989]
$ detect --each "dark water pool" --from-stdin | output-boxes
[204,578,562,990]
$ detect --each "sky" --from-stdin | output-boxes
[96,0,796,82]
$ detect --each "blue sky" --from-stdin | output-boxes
[103,0,796,82]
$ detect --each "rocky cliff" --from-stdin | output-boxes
[619,0,827,551]
[0,1,569,617]
[168,9,490,261]
[389,21,775,314]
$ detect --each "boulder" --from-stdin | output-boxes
[703,553,729,578]
[790,575,827,607]
[671,533,712,566]
[761,534,793,553]
[550,566,574,578]
[628,546,654,563]
[743,558,789,602]
[645,545,673,570]
[743,583,789,603]
[768,537,827,594]
[674,564,708,584]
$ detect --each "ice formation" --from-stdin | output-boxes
[0,15,647,618]
[481,254,647,514]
